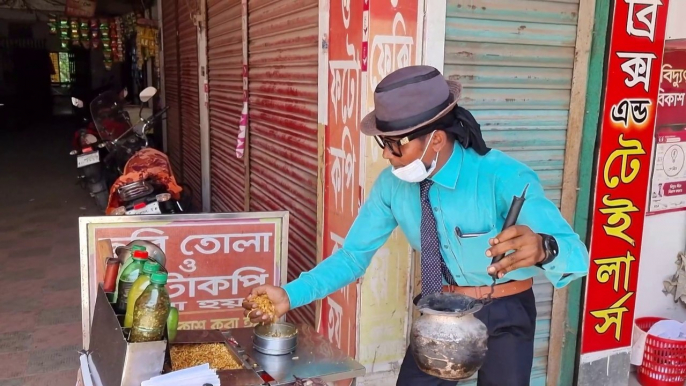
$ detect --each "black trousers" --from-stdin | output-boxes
[397,288,537,386]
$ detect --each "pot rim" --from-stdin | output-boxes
[253,322,299,340]
[416,292,483,316]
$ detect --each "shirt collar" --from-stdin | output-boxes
[430,141,462,189]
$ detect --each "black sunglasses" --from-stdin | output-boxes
[373,126,435,157]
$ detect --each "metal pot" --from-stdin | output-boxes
[253,322,298,355]
[410,292,488,380]
[250,350,292,379]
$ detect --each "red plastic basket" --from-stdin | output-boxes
[636,317,686,386]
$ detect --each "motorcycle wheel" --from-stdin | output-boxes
[93,191,109,211]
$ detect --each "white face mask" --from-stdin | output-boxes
[392,131,438,183]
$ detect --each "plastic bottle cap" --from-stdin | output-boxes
[150,272,168,285]
[133,250,149,259]
[131,245,146,251]
[142,261,160,274]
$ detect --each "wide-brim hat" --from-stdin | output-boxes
[361,65,462,137]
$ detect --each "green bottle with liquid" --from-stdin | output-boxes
[124,260,161,328]
[116,250,149,313]
[112,245,147,304]
[129,272,171,343]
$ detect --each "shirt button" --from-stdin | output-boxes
[433,207,439,212]
[443,245,449,249]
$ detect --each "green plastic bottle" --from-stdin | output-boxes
[112,245,147,304]
[167,307,179,342]
[124,260,161,328]
[116,250,149,313]
[129,272,171,343]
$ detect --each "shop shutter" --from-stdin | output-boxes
[247,0,319,326]
[178,1,203,211]
[161,0,183,179]
[442,1,579,385]
[207,0,245,213]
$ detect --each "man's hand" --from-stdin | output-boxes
[485,225,546,279]
[242,285,290,323]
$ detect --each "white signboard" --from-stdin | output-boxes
[650,128,686,213]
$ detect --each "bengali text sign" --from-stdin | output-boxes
[81,214,287,345]
[580,0,669,354]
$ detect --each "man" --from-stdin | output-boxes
[243,65,589,385]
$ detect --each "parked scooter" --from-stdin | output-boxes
[88,87,188,215]
[69,87,128,209]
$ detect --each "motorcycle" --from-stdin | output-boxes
[89,87,188,216]
[69,87,128,209]
[106,148,186,216]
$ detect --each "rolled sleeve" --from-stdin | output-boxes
[497,163,590,288]
[284,169,399,309]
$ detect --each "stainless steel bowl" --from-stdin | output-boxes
[250,350,292,379]
[253,322,298,356]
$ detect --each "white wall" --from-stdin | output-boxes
[666,0,686,40]
[635,212,686,321]
[634,4,686,322]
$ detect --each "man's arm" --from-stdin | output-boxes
[283,170,399,309]
[496,163,590,288]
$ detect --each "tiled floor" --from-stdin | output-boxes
[0,121,101,385]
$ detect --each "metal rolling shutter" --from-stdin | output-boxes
[161,0,183,178]
[178,1,202,211]
[207,0,245,213]
[443,1,579,384]
[247,0,319,326]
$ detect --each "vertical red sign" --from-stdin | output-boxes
[321,0,363,358]
[581,0,670,354]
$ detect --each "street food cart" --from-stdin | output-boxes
[76,213,365,385]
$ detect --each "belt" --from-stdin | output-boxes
[442,278,533,299]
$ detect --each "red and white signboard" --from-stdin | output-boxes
[657,48,686,127]
[79,212,289,348]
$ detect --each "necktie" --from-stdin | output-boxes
[419,179,457,296]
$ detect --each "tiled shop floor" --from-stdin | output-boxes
[0,122,100,385]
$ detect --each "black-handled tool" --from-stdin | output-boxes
[490,184,529,276]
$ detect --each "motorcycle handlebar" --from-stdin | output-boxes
[148,106,170,123]
[109,105,170,147]
[137,106,170,137]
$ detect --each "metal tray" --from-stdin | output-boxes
[166,330,263,386]
[168,330,251,371]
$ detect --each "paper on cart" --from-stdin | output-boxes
[141,364,219,386]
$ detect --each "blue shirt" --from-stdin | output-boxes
[284,142,590,309]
